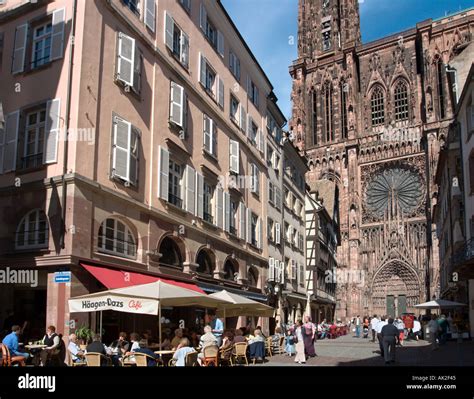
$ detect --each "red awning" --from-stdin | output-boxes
[81,263,205,294]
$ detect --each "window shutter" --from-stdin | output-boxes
[200,3,207,32]
[44,99,61,164]
[185,165,196,214]
[203,114,211,153]
[164,11,174,51]
[112,115,131,181]
[275,223,281,245]
[258,217,263,249]
[158,146,169,200]
[133,48,142,95]
[239,105,247,133]
[274,260,280,283]
[117,32,135,87]
[199,53,207,86]
[224,191,230,232]
[291,260,297,280]
[211,119,217,156]
[12,24,28,74]
[2,111,19,173]
[281,261,285,284]
[294,230,299,247]
[247,115,253,138]
[129,126,140,186]
[269,258,275,281]
[239,202,246,240]
[229,139,239,173]
[218,76,224,108]
[51,8,65,61]
[215,186,224,229]
[170,82,184,127]
[236,57,241,80]
[195,172,204,218]
[217,30,224,57]
[145,0,156,32]
[246,208,252,244]
[180,31,189,68]
[259,129,265,154]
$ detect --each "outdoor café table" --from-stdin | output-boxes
[25,344,48,350]
[154,350,175,366]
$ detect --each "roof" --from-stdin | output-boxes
[307,180,337,219]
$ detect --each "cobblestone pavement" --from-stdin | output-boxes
[254,334,474,366]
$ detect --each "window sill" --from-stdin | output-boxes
[97,249,137,261]
[202,149,219,163]
[201,219,219,230]
[16,165,47,175]
[248,242,260,251]
[164,201,187,215]
[10,247,50,255]
[14,60,54,77]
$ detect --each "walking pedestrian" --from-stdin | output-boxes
[294,320,306,364]
[375,316,388,357]
[370,314,379,342]
[428,314,440,350]
[381,318,399,364]
[303,316,316,357]
[354,315,361,338]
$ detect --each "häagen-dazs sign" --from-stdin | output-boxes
[68,294,158,315]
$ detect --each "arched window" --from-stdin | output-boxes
[370,85,385,126]
[98,218,136,258]
[159,236,183,269]
[223,258,238,281]
[248,267,259,287]
[196,249,214,275]
[394,80,409,121]
[340,81,348,139]
[437,59,445,119]
[15,209,49,249]
[323,82,333,142]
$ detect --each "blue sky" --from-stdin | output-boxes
[221,0,474,122]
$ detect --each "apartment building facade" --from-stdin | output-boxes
[0,0,286,339]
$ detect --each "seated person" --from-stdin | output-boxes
[68,333,84,363]
[172,338,196,367]
[109,332,129,366]
[219,331,234,361]
[255,326,267,338]
[248,329,265,360]
[40,326,65,366]
[2,325,29,361]
[85,334,108,355]
[170,329,183,350]
[128,333,141,352]
[233,328,246,343]
[198,325,218,349]
[133,339,160,367]
[248,329,265,345]
[189,330,200,348]
[271,327,284,350]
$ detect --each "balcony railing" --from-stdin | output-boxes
[168,193,183,209]
[229,226,237,236]
[452,237,474,266]
[203,212,214,224]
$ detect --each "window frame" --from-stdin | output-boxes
[98,218,137,259]
[15,209,49,250]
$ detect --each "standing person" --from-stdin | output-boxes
[294,320,306,364]
[370,315,379,342]
[354,315,361,338]
[412,318,422,341]
[438,315,449,345]
[39,326,63,366]
[381,318,399,364]
[302,316,316,357]
[285,329,296,356]
[376,316,388,357]
[394,317,405,346]
[210,314,224,347]
[428,314,440,350]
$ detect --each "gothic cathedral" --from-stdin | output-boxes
[290,0,473,318]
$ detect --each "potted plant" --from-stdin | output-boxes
[75,326,94,350]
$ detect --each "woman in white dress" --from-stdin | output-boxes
[294,320,306,364]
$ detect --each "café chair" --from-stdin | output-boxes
[1,344,26,367]
[265,337,273,357]
[133,353,160,367]
[218,345,233,367]
[67,350,86,367]
[85,352,112,367]
[232,342,248,366]
[202,345,219,367]
[185,351,199,367]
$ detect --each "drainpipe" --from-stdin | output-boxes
[60,0,78,249]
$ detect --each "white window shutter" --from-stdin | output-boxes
[258,217,262,249]
[269,258,275,281]
[274,260,280,283]
[145,0,156,32]
[247,115,253,138]
[239,105,247,133]
[275,222,281,245]
[180,31,189,68]
[218,76,224,108]
[170,82,184,127]
[211,119,217,156]
[203,114,211,153]
[195,172,204,218]
[12,24,28,74]
[281,261,285,284]
[185,165,196,214]
[158,146,169,200]
[246,208,252,244]
[117,32,135,87]
[200,3,207,32]
[199,52,207,86]
[112,115,131,181]
[164,11,174,51]
[51,8,65,61]
[44,99,61,164]
[2,111,19,173]
[215,186,224,229]
[224,191,230,232]
[229,139,239,173]
[259,129,265,154]
[217,30,224,58]
[239,202,246,240]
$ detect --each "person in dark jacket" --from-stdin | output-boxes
[381,318,399,364]
[134,339,160,367]
[86,335,108,355]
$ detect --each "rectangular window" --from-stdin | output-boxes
[249,120,258,145]
[123,0,140,16]
[229,199,238,235]
[168,159,183,208]
[267,218,274,242]
[203,181,214,224]
[229,51,240,80]
[248,79,259,107]
[116,32,142,95]
[268,181,275,204]
[299,264,305,287]
[32,22,52,69]
[203,114,217,157]
[267,145,274,167]
[164,12,189,68]
[230,95,240,125]
[251,213,258,247]
[199,53,222,105]
[178,0,191,12]
[22,107,46,169]
[251,163,260,195]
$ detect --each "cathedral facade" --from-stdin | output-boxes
[290,0,473,318]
